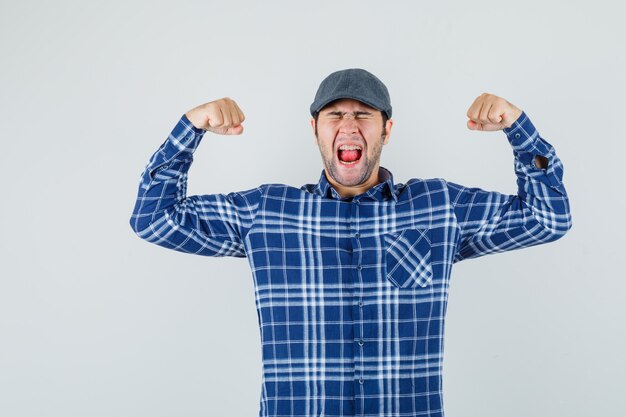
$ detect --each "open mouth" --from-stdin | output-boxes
[337,144,363,165]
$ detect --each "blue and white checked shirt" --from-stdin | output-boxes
[130,111,572,417]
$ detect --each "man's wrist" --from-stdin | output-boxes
[181,113,207,135]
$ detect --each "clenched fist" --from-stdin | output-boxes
[185,97,245,135]
[466,93,523,131]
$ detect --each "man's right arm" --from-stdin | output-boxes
[129,98,262,258]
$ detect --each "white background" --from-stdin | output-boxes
[1,0,624,416]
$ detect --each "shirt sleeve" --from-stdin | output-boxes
[129,114,263,258]
[447,111,573,263]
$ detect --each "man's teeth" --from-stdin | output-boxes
[338,144,362,164]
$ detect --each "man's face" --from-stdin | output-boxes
[311,99,392,190]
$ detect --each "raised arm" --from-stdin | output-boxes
[129,98,262,258]
[449,93,572,263]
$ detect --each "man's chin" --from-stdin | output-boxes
[335,178,362,187]
[329,165,369,187]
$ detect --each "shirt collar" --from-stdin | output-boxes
[311,166,398,202]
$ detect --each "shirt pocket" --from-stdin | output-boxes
[384,228,433,289]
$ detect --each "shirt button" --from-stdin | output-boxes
[357,339,364,346]
[358,378,364,384]
[354,232,360,238]
[356,265,362,271]
[358,301,364,307]
[514,133,521,139]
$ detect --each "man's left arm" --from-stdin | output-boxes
[449,93,573,263]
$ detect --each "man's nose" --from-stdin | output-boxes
[338,114,359,133]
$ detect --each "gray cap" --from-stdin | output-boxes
[310,68,392,118]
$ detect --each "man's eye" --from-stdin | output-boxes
[324,114,372,120]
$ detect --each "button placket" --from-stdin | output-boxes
[350,200,365,389]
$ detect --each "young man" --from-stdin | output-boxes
[130,68,572,417]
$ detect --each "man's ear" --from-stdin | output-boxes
[383,119,393,145]
[310,117,317,142]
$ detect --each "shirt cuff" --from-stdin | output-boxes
[181,113,207,135]
[503,111,565,191]
[145,114,206,180]
[504,111,538,151]
[503,111,552,169]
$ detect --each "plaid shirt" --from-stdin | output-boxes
[130,112,572,417]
